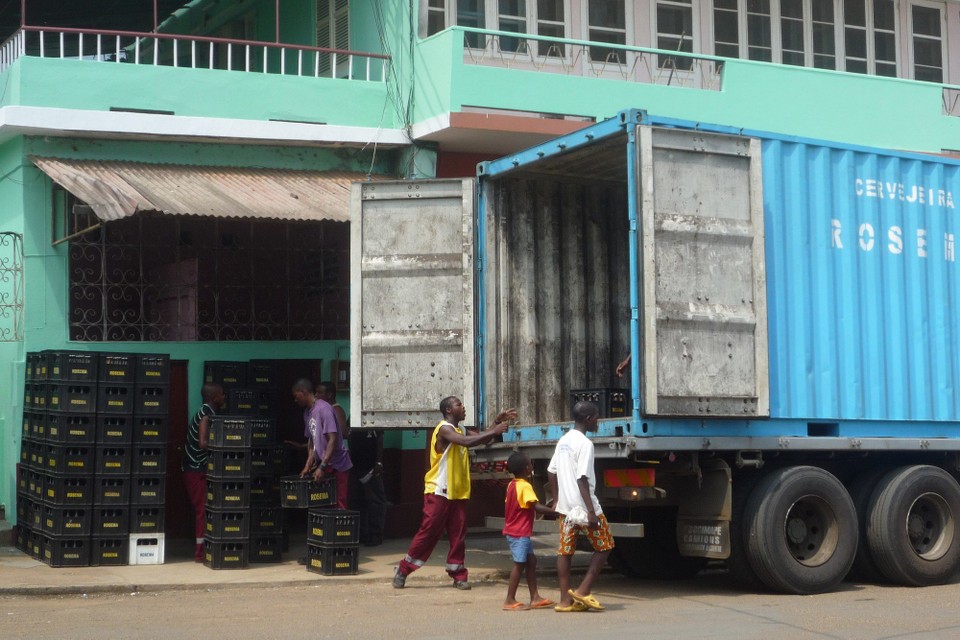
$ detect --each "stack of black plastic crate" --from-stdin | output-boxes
[203,361,284,569]
[15,351,170,567]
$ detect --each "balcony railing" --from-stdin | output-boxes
[0,26,390,81]
[945,89,960,117]
[456,27,724,92]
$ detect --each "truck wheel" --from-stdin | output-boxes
[744,466,857,594]
[846,466,892,584]
[727,471,765,590]
[866,465,960,587]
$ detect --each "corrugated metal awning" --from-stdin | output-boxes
[32,157,378,223]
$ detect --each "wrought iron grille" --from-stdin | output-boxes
[0,231,24,342]
[68,213,348,342]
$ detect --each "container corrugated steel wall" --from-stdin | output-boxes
[762,138,960,422]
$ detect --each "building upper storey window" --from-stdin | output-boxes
[425,0,948,83]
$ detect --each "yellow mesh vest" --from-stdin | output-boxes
[423,421,471,500]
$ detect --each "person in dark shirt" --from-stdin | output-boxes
[182,382,225,562]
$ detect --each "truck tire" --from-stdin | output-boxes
[866,465,960,587]
[744,466,857,594]
[846,466,892,584]
[727,471,765,590]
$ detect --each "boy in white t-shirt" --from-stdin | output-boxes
[547,401,615,612]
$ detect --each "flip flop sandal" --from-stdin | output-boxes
[568,589,606,611]
[502,602,529,611]
[530,598,556,609]
[554,601,588,612]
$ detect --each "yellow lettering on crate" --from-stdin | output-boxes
[106,463,119,468]
[105,491,119,498]
[145,401,159,407]
[143,521,155,528]
[206,524,213,532]
[337,531,350,537]
[143,491,156,497]
[311,559,321,568]
[65,553,79,559]
[205,552,211,561]
[45,519,52,527]
[258,551,270,557]
[68,462,83,468]
[67,492,82,498]
[311,491,328,501]
[109,370,123,377]
[146,371,159,377]
[226,496,238,501]
[312,527,323,537]
[66,523,79,529]
[145,431,159,437]
[107,431,121,437]
[69,430,85,436]
[73,368,88,375]
[105,523,117,528]
[104,552,118,558]
[226,465,240,471]
[335,562,350,568]
[226,526,239,532]
[108,401,123,407]
[144,462,157,468]
[225,555,239,561]
[71,400,87,406]
[49,428,59,436]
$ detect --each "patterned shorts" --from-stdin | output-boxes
[556,513,615,556]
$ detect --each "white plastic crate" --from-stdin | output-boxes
[128,533,165,565]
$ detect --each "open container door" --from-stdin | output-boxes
[639,126,769,417]
[350,179,476,429]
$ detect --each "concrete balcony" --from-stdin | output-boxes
[0,27,399,144]
[413,27,960,156]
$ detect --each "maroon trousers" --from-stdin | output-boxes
[183,470,206,559]
[398,494,468,581]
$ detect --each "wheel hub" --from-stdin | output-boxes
[907,492,951,559]
[784,496,837,566]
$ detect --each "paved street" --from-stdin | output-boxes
[4,566,960,640]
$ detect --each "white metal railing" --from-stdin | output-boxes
[456,27,724,91]
[0,27,390,82]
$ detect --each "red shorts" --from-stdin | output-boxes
[556,513,615,556]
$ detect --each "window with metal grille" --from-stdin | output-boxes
[65,197,348,342]
[317,0,350,74]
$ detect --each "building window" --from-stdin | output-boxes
[714,0,740,58]
[779,0,805,65]
[588,0,627,63]
[910,2,943,82]
[747,0,773,61]
[843,0,896,76]
[811,0,836,69]
[537,0,567,57]
[66,204,349,342]
[317,0,350,50]
[657,0,695,69]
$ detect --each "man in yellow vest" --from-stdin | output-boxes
[393,396,517,590]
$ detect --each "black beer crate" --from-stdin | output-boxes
[47,382,96,413]
[46,351,98,382]
[205,508,250,540]
[132,446,166,475]
[249,475,281,505]
[93,476,130,505]
[30,441,47,470]
[307,509,359,545]
[21,411,35,441]
[34,352,49,381]
[247,360,277,388]
[29,529,43,559]
[26,351,40,381]
[135,354,170,384]
[133,384,169,416]
[132,416,168,444]
[15,463,28,496]
[92,506,129,535]
[208,416,252,448]
[16,494,31,523]
[249,445,284,477]
[227,388,258,415]
[130,475,165,505]
[96,383,134,415]
[42,505,92,536]
[99,354,135,384]
[130,506,165,534]
[249,535,283,563]
[31,412,47,441]
[29,470,46,502]
[23,382,38,411]
[204,540,249,570]
[250,505,284,534]
[569,388,631,419]
[46,444,93,475]
[249,418,276,447]
[280,475,336,509]
[90,536,129,566]
[14,524,30,553]
[29,500,43,530]
[206,449,251,479]
[43,535,91,567]
[206,479,250,509]
[96,414,133,444]
[306,543,359,576]
[95,445,131,475]
[204,361,247,387]
[46,412,95,445]
[46,473,93,506]
[253,389,277,416]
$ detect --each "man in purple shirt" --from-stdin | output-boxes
[293,378,352,509]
